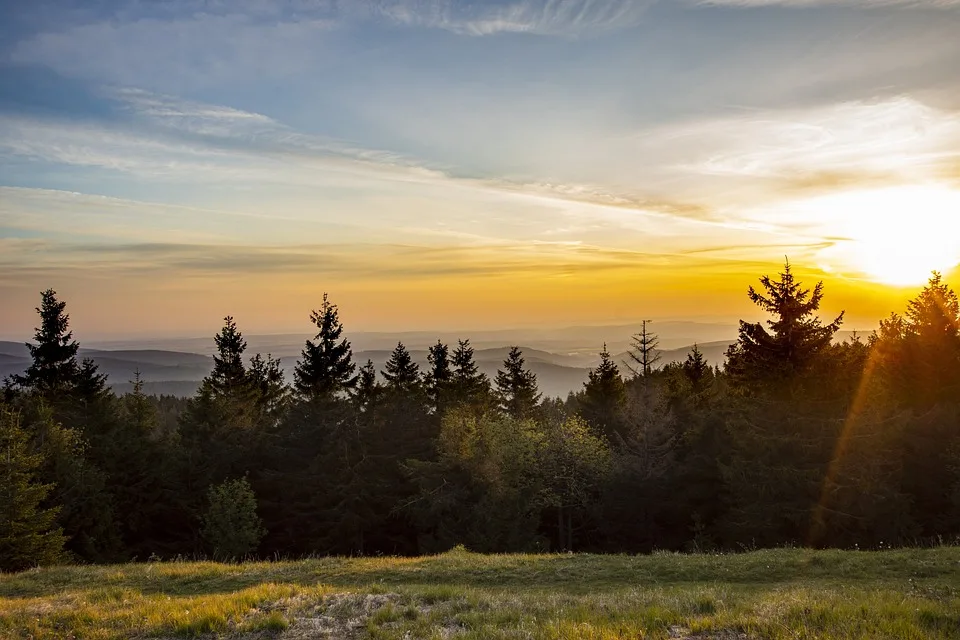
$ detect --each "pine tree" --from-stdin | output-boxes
[247,353,288,420]
[294,293,357,400]
[451,339,490,406]
[201,477,265,559]
[579,344,626,441]
[382,342,421,393]
[208,316,249,397]
[355,359,381,410]
[426,340,453,412]
[8,289,80,393]
[495,347,541,419]
[0,406,66,571]
[876,273,960,408]
[682,344,711,395]
[725,260,843,390]
[626,320,661,381]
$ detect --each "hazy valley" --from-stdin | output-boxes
[0,321,744,398]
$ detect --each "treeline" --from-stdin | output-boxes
[2,263,960,570]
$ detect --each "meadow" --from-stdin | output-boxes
[2,546,959,639]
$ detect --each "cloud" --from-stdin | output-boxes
[0,238,696,283]
[369,0,654,36]
[695,0,960,7]
[622,97,960,205]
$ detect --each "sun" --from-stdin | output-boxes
[803,186,960,287]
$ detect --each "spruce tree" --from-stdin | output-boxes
[355,359,381,409]
[208,316,249,397]
[426,340,453,412]
[294,294,357,399]
[725,260,843,390]
[682,344,711,394]
[247,353,288,420]
[382,342,421,393]
[451,339,490,406]
[495,347,541,419]
[201,477,265,559]
[579,344,626,441]
[0,406,66,571]
[8,289,80,393]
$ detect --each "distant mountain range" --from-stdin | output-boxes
[0,325,868,398]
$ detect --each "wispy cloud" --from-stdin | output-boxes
[624,97,960,206]
[370,0,654,36]
[696,0,960,7]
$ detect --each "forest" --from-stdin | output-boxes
[2,262,960,571]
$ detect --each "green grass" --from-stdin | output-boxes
[1,546,958,639]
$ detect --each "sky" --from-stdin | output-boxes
[2,0,959,339]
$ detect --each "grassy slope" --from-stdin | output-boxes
[1,547,958,639]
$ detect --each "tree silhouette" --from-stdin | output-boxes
[682,344,712,396]
[725,260,843,390]
[495,347,541,419]
[294,293,357,400]
[8,289,87,393]
[451,339,490,406]
[626,320,661,381]
[209,316,249,398]
[382,342,421,393]
[355,359,380,410]
[426,340,453,412]
[579,344,626,441]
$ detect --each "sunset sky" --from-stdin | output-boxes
[2,0,959,339]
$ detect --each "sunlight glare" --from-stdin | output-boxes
[802,186,960,286]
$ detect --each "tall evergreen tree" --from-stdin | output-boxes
[0,406,66,571]
[7,289,81,393]
[426,340,453,412]
[382,342,421,393]
[682,344,712,395]
[495,347,541,419]
[294,294,357,399]
[626,320,661,381]
[579,344,626,441]
[247,353,288,421]
[725,260,843,391]
[451,339,490,406]
[355,359,381,410]
[208,316,248,397]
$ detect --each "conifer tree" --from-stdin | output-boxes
[247,353,288,420]
[626,320,661,381]
[8,289,80,393]
[725,260,843,390]
[0,406,66,571]
[110,372,166,555]
[579,344,626,441]
[355,359,380,409]
[294,294,357,400]
[201,477,265,559]
[451,339,490,406]
[426,340,453,412]
[495,347,541,419]
[382,342,421,393]
[682,344,711,395]
[208,316,249,397]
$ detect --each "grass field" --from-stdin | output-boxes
[1,546,959,639]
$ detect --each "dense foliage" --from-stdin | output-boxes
[2,264,960,569]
